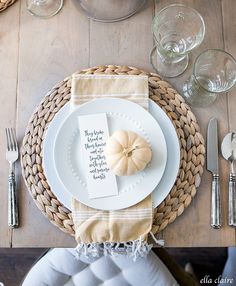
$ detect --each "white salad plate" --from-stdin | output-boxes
[53,98,167,210]
[43,99,180,210]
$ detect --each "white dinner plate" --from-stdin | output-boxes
[43,99,180,210]
[53,98,167,210]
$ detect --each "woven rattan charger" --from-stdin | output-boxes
[21,65,205,237]
[0,0,17,12]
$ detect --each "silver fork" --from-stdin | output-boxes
[5,128,19,228]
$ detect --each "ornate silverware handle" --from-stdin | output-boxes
[211,174,221,228]
[229,173,236,227]
[8,172,19,228]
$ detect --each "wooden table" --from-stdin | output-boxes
[1,0,236,248]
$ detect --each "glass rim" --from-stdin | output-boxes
[152,4,205,53]
[26,0,64,19]
[193,48,236,94]
[76,0,147,23]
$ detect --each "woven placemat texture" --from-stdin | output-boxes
[21,65,205,236]
[0,0,17,12]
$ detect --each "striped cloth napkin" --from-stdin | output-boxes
[70,74,149,109]
[71,74,163,260]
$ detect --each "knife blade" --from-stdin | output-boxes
[207,118,219,174]
[207,117,221,228]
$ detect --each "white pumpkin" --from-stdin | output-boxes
[105,130,152,176]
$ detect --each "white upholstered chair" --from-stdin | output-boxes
[21,248,179,286]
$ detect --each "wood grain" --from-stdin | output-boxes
[0,1,21,247]
[154,0,235,246]
[12,0,89,247]
[1,0,235,247]
[222,0,236,245]
[0,248,47,286]
[89,0,154,70]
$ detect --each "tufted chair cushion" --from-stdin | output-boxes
[22,249,179,286]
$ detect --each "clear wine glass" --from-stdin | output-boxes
[26,0,63,18]
[150,4,205,78]
[183,49,236,107]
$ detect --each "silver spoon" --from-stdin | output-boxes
[221,132,236,227]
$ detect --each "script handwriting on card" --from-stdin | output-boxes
[78,113,118,199]
[83,129,109,181]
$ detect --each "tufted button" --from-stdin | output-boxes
[22,249,178,286]
[89,256,121,281]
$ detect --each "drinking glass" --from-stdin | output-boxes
[150,4,205,78]
[77,0,146,22]
[183,49,236,107]
[26,0,63,18]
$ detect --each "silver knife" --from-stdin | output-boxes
[207,118,221,228]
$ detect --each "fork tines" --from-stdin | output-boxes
[5,128,18,151]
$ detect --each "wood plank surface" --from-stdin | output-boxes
[12,0,156,247]
[0,0,235,247]
[0,248,46,286]
[89,0,154,70]
[0,1,21,247]
[154,0,235,246]
[12,0,89,247]
[222,0,236,245]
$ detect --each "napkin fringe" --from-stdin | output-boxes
[149,231,165,246]
[75,238,155,261]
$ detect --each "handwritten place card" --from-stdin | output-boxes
[78,113,118,199]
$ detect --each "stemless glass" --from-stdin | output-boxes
[150,4,205,78]
[183,49,236,107]
[77,0,146,22]
[26,0,63,18]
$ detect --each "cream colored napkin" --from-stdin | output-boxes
[71,74,160,260]
[70,74,149,109]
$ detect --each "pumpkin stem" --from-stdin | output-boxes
[123,146,140,157]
